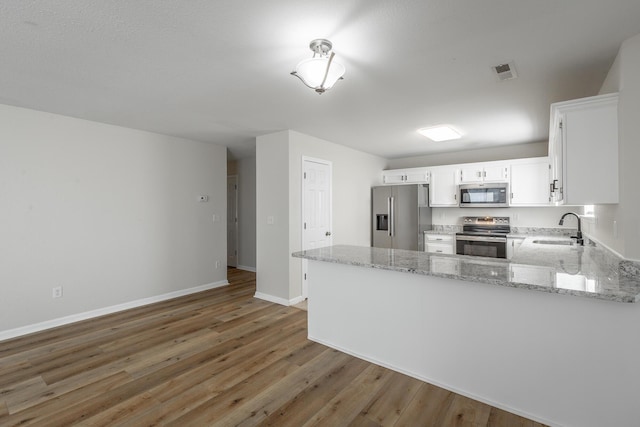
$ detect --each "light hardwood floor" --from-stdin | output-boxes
[0,268,546,426]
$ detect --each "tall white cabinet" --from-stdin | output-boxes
[549,93,619,204]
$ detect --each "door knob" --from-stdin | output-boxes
[325,231,332,236]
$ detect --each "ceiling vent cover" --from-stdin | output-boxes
[492,62,518,81]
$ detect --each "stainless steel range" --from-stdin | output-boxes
[455,216,510,258]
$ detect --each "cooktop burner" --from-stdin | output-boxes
[458,216,511,235]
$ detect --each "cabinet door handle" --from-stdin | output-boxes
[436,250,443,253]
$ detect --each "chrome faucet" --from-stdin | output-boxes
[559,212,583,245]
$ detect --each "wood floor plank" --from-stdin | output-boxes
[0,400,8,418]
[301,363,395,427]
[394,382,455,427]
[164,357,301,426]
[0,268,547,427]
[436,393,492,426]
[1,371,132,426]
[1,376,48,414]
[75,391,161,426]
[205,349,356,427]
[360,371,424,426]
[259,353,370,426]
[488,407,540,427]
[123,328,219,378]
[126,326,311,426]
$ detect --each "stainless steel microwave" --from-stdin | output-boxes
[459,183,509,207]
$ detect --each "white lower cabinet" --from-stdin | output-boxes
[424,233,454,254]
[506,237,525,259]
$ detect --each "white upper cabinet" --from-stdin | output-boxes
[510,158,551,206]
[385,157,557,208]
[382,167,429,184]
[549,93,619,204]
[429,166,459,206]
[459,165,509,184]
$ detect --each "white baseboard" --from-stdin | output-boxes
[0,280,229,342]
[307,334,556,427]
[289,295,305,305]
[253,292,304,306]
[236,265,256,272]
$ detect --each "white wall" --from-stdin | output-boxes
[256,132,291,303]
[255,130,387,303]
[288,131,388,299]
[0,104,227,334]
[237,156,256,270]
[387,141,548,169]
[588,32,640,260]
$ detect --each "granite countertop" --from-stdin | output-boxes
[292,237,640,303]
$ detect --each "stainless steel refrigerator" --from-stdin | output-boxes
[372,184,432,251]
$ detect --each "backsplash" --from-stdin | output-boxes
[432,206,584,229]
[510,227,575,236]
[431,224,576,236]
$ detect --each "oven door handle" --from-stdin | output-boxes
[456,235,507,243]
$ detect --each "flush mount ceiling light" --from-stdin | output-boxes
[291,39,345,94]
[417,125,462,142]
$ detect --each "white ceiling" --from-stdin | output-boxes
[2,1,640,159]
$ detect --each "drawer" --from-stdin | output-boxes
[426,243,453,254]
[424,233,453,243]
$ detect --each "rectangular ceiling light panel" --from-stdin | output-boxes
[417,125,462,142]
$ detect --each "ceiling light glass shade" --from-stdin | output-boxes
[291,39,345,94]
[417,126,462,142]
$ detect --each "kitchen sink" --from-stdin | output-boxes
[532,239,574,246]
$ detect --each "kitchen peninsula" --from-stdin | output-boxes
[293,239,640,427]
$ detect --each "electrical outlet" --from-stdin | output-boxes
[215,260,221,268]
[52,286,63,299]
[212,214,217,222]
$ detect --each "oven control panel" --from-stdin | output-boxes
[462,216,510,225]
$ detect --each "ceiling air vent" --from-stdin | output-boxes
[492,62,518,81]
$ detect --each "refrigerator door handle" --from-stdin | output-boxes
[390,196,395,237]
[387,197,392,236]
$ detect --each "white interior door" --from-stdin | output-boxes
[302,158,332,298]
[227,175,238,268]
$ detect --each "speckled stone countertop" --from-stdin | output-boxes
[292,238,640,303]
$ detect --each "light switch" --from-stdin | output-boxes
[267,216,275,225]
